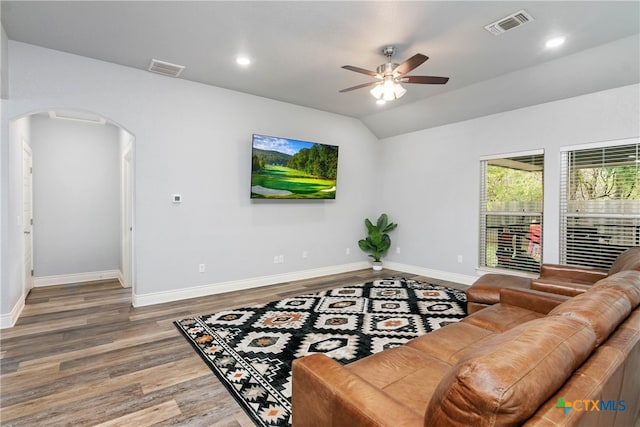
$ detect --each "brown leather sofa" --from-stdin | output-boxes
[531,246,640,296]
[466,246,640,313]
[292,270,640,426]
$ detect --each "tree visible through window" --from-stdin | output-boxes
[560,141,639,269]
[480,151,544,273]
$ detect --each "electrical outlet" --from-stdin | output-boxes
[396,247,401,254]
[274,255,284,264]
[346,247,351,255]
[457,255,463,263]
[279,255,285,263]
[302,251,308,259]
[198,263,206,272]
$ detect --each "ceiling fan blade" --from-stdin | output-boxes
[341,65,378,77]
[339,81,379,93]
[400,75,449,84]
[394,54,428,76]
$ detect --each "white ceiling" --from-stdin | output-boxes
[2,1,639,138]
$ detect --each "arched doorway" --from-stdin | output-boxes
[9,109,135,302]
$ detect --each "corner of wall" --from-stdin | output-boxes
[0,292,25,329]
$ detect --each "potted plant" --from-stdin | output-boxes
[358,213,398,270]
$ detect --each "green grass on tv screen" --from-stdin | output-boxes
[251,165,336,199]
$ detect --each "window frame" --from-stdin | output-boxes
[479,149,544,275]
[559,138,639,269]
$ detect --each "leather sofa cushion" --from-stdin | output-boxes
[537,263,608,284]
[424,316,597,426]
[345,345,452,415]
[462,303,545,333]
[405,322,495,365]
[292,353,424,427]
[498,287,570,314]
[530,279,592,296]
[525,310,640,427]
[548,287,632,346]
[467,301,491,314]
[591,270,640,308]
[609,246,640,274]
[466,274,532,306]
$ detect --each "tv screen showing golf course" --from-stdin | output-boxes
[251,134,338,199]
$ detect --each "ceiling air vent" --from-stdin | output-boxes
[484,10,534,35]
[148,59,185,77]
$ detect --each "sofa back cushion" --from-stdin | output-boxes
[548,286,632,346]
[591,270,640,308]
[424,316,596,427]
[609,246,640,274]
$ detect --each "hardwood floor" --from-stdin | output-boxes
[0,269,466,426]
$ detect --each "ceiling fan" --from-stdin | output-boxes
[339,46,449,103]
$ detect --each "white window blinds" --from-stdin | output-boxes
[480,151,544,274]
[560,140,639,269]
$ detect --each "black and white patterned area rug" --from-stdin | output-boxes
[174,277,467,427]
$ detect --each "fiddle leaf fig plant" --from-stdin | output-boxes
[358,213,398,262]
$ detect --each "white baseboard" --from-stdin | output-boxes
[384,261,477,286]
[2,262,475,326]
[132,262,370,307]
[33,270,120,287]
[0,293,26,329]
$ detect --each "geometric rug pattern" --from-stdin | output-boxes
[174,277,467,427]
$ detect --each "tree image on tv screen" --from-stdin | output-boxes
[251,135,338,199]
[287,144,338,180]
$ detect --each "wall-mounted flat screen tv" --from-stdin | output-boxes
[251,134,338,199]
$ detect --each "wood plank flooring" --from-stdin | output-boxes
[0,269,466,426]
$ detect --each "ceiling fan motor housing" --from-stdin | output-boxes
[377,62,400,76]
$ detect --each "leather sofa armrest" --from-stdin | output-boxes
[292,354,422,427]
[531,279,592,297]
[499,287,570,314]
[539,264,608,283]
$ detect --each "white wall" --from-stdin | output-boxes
[1,41,379,315]
[379,84,640,278]
[1,22,8,99]
[3,40,638,324]
[30,114,120,277]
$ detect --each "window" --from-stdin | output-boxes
[560,139,639,269]
[480,151,544,274]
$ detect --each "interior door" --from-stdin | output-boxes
[23,140,34,295]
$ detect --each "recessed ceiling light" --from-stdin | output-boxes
[545,36,566,49]
[236,56,251,66]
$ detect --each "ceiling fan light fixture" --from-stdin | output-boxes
[370,75,407,101]
[382,78,396,101]
[394,83,407,99]
[370,80,407,101]
[370,84,384,99]
[376,99,386,105]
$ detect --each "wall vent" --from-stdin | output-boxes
[148,59,185,77]
[484,10,534,35]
